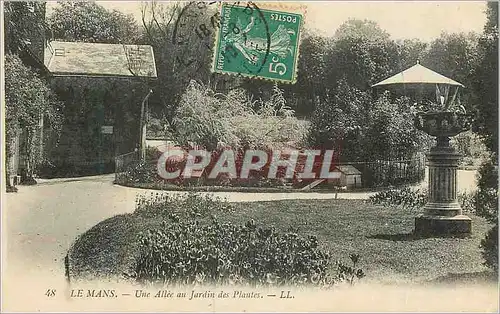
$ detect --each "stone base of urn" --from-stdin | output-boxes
[415,214,471,236]
[413,111,475,237]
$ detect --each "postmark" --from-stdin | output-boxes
[171,1,263,87]
[212,2,304,83]
[171,2,221,78]
[172,2,221,48]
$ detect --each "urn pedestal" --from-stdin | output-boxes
[414,111,473,236]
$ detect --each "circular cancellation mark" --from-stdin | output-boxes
[172,1,271,78]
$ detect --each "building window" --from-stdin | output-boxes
[55,48,65,56]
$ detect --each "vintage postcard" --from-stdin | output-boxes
[1,1,499,312]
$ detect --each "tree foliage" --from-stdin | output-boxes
[325,19,400,92]
[471,2,498,154]
[172,81,306,151]
[291,32,331,116]
[422,32,479,108]
[4,54,64,181]
[308,78,369,159]
[367,93,430,160]
[4,1,50,67]
[48,2,140,43]
[468,2,498,273]
[139,2,230,121]
[308,82,429,162]
[394,38,428,71]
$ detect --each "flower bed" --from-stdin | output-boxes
[68,193,366,287]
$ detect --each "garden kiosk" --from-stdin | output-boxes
[372,61,473,236]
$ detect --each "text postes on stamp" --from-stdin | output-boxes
[212,2,303,84]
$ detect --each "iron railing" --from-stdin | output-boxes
[115,150,140,182]
[335,156,426,188]
[114,148,426,188]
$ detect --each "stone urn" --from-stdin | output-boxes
[414,111,474,236]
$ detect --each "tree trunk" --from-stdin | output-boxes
[20,127,37,185]
[5,129,18,192]
[5,158,17,193]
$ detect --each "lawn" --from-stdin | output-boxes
[114,180,393,194]
[68,199,494,285]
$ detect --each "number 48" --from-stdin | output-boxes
[269,56,286,75]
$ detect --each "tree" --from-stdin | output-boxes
[139,2,228,121]
[334,19,391,42]
[325,19,400,92]
[366,92,430,160]
[4,1,50,63]
[308,79,430,162]
[422,32,479,109]
[287,31,330,116]
[394,38,428,71]
[308,78,371,160]
[48,2,140,44]
[471,2,498,154]
[470,1,498,273]
[5,54,63,187]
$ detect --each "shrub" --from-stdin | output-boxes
[369,187,427,209]
[480,223,498,272]
[451,131,492,167]
[172,81,307,152]
[134,192,233,218]
[474,160,498,223]
[457,191,476,214]
[172,81,237,151]
[133,217,364,287]
[145,146,163,161]
[370,188,478,214]
[118,161,158,184]
[131,192,365,287]
[308,84,430,162]
[474,159,498,272]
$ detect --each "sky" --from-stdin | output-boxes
[45,1,489,42]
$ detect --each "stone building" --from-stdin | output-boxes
[41,41,157,177]
[5,2,157,181]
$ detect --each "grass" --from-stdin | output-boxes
[68,199,495,285]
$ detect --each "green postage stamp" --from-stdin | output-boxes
[212,2,304,84]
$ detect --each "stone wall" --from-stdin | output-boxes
[41,76,150,177]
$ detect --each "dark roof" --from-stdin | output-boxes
[334,165,362,175]
[44,41,157,78]
[18,45,51,76]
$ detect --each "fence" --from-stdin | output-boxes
[335,156,426,188]
[114,148,426,188]
[115,150,140,182]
